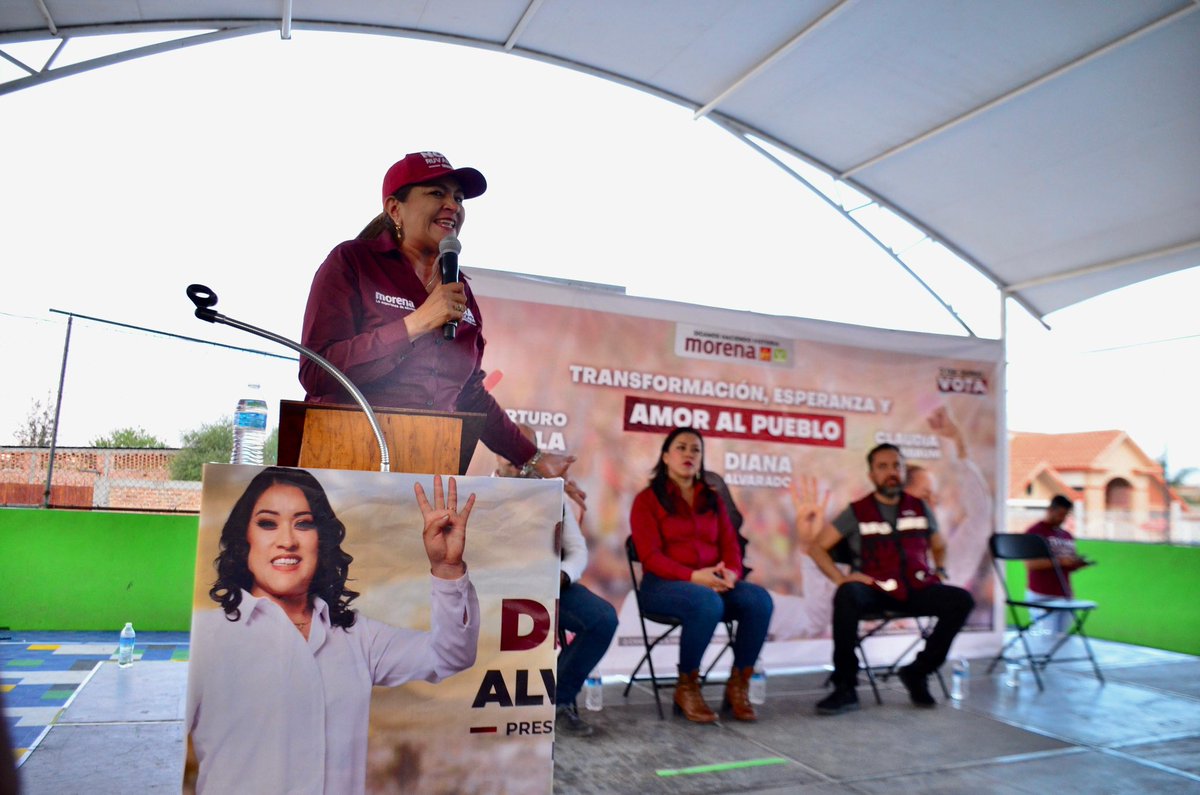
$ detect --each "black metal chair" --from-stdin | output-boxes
[853,611,948,704]
[621,536,735,719]
[827,538,948,704]
[986,533,1103,690]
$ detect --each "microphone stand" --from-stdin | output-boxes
[186,284,391,472]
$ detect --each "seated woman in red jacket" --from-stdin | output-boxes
[629,427,774,723]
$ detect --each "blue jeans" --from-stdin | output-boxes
[638,573,774,673]
[1026,589,1072,635]
[558,582,618,706]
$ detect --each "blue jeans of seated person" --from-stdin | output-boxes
[558,582,618,706]
[638,572,774,673]
[1026,589,1072,636]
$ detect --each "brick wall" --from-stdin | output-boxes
[0,447,201,511]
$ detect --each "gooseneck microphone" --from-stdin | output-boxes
[185,283,392,472]
[439,232,462,340]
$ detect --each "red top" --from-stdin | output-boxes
[1025,522,1080,597]
[299,231,535,465]
[630,481,743,582]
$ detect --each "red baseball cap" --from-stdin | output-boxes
[381,151,487,203]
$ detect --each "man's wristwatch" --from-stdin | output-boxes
[520,451,544,478]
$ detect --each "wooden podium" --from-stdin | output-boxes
[276,400,486,475]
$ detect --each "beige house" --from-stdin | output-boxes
[1008,430,1190,542]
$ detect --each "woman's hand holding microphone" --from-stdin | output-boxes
[404,282,469,339]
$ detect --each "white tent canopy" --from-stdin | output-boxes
[2,1,1198,322]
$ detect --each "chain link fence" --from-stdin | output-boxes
[1007,501,1200,546]
[2,311,303,513]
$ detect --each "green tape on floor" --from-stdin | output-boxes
[656,757,789,777]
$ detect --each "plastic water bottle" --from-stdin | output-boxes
[231,398,268,465]
[1004,661,1022,688]
[583,669,603,712]
[950,657,968,700]
[118,622,136,668]
[749,662,767,705]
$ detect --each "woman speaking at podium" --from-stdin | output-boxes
[299,151,571,479]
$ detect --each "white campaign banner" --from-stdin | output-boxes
[464,269,1005,674]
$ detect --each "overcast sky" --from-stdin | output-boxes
[2,29,1197,479]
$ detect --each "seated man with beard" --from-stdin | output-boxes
[806,443,974,715]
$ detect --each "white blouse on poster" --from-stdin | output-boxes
[186,574,479,795]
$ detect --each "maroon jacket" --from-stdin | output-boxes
[1024,522,1080,597]
[850,493,939,600]
[300,231,535,465]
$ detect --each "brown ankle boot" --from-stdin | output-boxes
[673,670,717,723]
[723,666,757,721]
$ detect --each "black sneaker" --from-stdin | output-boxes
[555,703,595,737]
[898,665,936,708]
[816,687,860,716]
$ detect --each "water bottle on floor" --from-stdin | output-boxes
[950,657,968,700]
[118,622,136,668]
[749,662,767,705]
[584,669,603,711]
[1004,661,1022,688]
[580,667,600,710]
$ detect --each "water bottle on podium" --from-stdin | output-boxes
[232,394,268,465]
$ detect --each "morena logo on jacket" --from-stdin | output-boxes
[375,292,416,311]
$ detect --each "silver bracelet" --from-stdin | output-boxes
[520,451,544,478]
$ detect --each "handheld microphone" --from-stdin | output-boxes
[439,232,462,340]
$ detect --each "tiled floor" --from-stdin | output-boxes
[3,633,1198,793]
[0,631,188,769]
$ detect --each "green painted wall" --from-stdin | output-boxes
[3,509,1198,654]
[0,508,198,631]
[1004,539,1200,656]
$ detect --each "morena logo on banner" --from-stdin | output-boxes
[674,323,792,367]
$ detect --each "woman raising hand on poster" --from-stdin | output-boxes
[186,468,479,795]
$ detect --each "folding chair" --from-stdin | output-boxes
[986,533,1104,690]
[854,610,949,704]
[827,538,948,704]
[621,536,735,719]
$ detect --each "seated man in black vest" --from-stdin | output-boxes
[806,443,974,715]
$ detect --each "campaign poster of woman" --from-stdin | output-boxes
[184,464,563,795]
